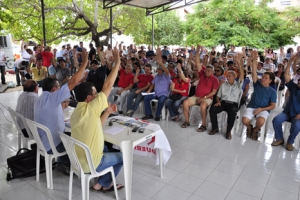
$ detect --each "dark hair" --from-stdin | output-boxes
[90,60,99,65]
[62,45,65,48]
[74,82,94,102]
[162,55,167,61]
[26,49,33,55]
[42,77,58,91]
[227,60,234,65]
[133,61,141,69]
[264,72,275,85]
[144,63,152,70]
[58,59,66,63]
[89,43,93,48]
[23,80,38,92]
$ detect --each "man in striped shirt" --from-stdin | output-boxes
[16,80,39,137]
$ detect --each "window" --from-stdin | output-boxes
[0,36,8,48]
[280,0,291,6]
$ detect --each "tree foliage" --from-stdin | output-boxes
[0,2,13,32]
[131,11,184,46]
[185,0,299,48]
[4,0,146,46]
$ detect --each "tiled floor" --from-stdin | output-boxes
[0,89,300,200]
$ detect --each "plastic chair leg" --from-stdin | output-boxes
[69,169,73,200]
[45,156,53,189]
[36,151,40,181]
[110,168,119,200]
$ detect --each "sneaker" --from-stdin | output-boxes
[126,110,134,117]
[286,143,294,151]
[142,115,153,120]
[271,139,284,146]
[154,117,160,121]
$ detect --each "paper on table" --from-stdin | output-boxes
[105,127,125,135]
[141,92,155,96]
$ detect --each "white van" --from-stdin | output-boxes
[0,32,14,70]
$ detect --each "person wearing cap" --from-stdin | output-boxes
[26,56,48,86]
[272,53,300,151]
[142,49,171,121]
[52,49,71,86]
[34,48,89,174]
[86,48,107,92]
[181,45,219,131]
[209,53,244,139]
[108,64,134,114]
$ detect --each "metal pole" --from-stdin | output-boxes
[152,15,154,49]
[41,0,46,46]
[110,7,113,46]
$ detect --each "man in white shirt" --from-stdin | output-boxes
[263,57,275,72]
[0,47,6,84]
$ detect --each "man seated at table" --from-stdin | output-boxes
[26,56,48,86]
[71,46,124,192]
[51,56,71,86]
[209,53,244,139]
[142,49,171,121]
[108,64,134,114]
[242,50,277,140]
[34,49,89,174]
[272,54,300,151]
[181,45,219,132]
[16,80,38,137]
[125,64,154,117]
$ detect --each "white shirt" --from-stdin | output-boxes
[217,80,243,103]
[263,63,275,71]
[0,50,5,66]
[21,49,31,60]
[104,49,113,60]
[16,92,38,129]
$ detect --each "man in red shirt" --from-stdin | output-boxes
[181,45,219,132]
[125,64,154,117]
[108,64,134,114]
[41,46,54,68]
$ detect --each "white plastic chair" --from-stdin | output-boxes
[26,119,67,189]
[150,99,166,120]
[282,122,300,149]
[7,107,35,150]
[58,132,119,200]
[274,76,281,106]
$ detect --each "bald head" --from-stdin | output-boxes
[23,80,38,92]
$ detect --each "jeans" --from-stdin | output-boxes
[209,101,239,133]
[165,96,187,118]
[0,65,5,84]
[144,94,168,117]
[95,145,123,187]
[126,88,145,112]
[273,112,300,144]
[47,142,70,164]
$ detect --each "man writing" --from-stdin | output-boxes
[242,50,276,140]
[71,46,124,192]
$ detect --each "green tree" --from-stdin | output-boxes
[4,0,146,46]
[0,2,13,31]
[131,11,185,46]
[185,0,298,48]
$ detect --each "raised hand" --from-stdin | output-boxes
[112,46,120,63]
[156,48,163,64]
[81,48,88,66]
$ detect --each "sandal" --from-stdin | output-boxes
[246,125,253,138]
[90,186,103,192]
[172,115,179,122]
[181,121,190,128]
[251,131,258,140]
[197,125,207,132]
[103,184,124,193]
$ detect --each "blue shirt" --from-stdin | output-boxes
[283,79,300,117]
[247,81,277,112]
[34,84,70,151]
[152,73,171,97]
[162,49,171,56]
